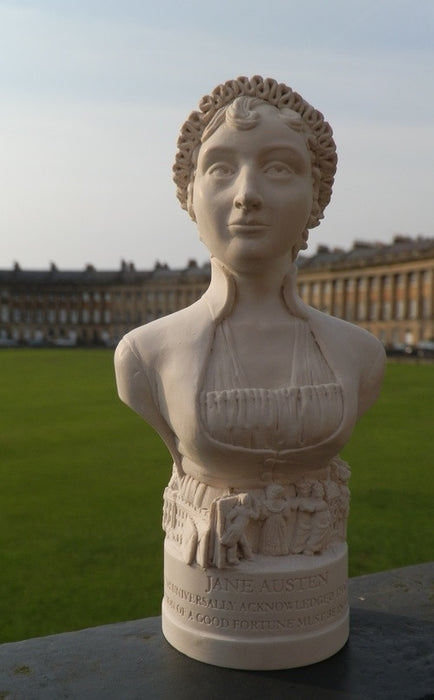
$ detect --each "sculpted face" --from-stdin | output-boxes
[191,103,313,273]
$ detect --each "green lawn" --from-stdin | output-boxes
[0,350,432,643]
[342,361,434,576]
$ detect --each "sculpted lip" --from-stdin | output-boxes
[229,219,269,226]
[228,222,270,235]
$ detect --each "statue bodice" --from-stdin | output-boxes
[200,319,344,452]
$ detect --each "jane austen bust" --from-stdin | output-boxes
[115,76,385,669]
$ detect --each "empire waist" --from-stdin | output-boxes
[179,454,332,490]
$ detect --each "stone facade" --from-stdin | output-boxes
[1,236,433,348]
[297,236,434,348]
[0,260,210,347]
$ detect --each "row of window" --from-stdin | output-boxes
[0,287,205,304]
[338,299,430,322]
[299,269,432,297]
[0,307,174,325]
[1,308,112,324]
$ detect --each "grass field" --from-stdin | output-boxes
[1,349,433,643]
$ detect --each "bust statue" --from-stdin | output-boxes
[115,76,385,669]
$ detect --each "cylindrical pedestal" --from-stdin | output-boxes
[162,539,349,670]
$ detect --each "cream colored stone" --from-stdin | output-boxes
[163,540,349,669]
[114,76,385,669]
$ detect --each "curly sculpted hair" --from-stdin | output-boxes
[173,76,337,237]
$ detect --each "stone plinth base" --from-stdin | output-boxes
[162,539,348,669]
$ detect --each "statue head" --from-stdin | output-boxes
[296,478,312,497]
[265,483,287,511]
[173,76,337,261]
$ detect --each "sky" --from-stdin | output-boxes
[1,0,433,271]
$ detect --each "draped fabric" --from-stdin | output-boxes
[200,318,344,451]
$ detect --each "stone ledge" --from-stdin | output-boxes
[348,561,434,621]
[0,563,433,700]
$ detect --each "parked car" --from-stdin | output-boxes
[415,341,434,359]
[51,338,77,347]
[386,342,415,357]
[28,338,48,347]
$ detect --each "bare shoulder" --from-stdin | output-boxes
[336,314,384,362]
[113,310,191,462]
[115,303,198,368]
[307,305,384,360]
[306,306,386,416]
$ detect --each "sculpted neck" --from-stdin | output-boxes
[204,257,308,322]
[229,262,292,323]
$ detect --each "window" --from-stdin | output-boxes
[409,299,418,319]
[392,328,400,343]
[395,300,404,320]
[382,301,391,320]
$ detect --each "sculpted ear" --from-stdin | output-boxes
[187,180,196,222]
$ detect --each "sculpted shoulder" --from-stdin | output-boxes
[113,303,207,468]
[305,304,386,417]
[117,298,209,366]
[306,303,383,354]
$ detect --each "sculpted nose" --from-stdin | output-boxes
[233,170,263,211]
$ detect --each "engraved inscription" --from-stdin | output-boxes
[164,571,347,636]
[205,575,255,594]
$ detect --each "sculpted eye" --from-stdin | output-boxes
[208,162,235,178]
[263,161,292,177]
